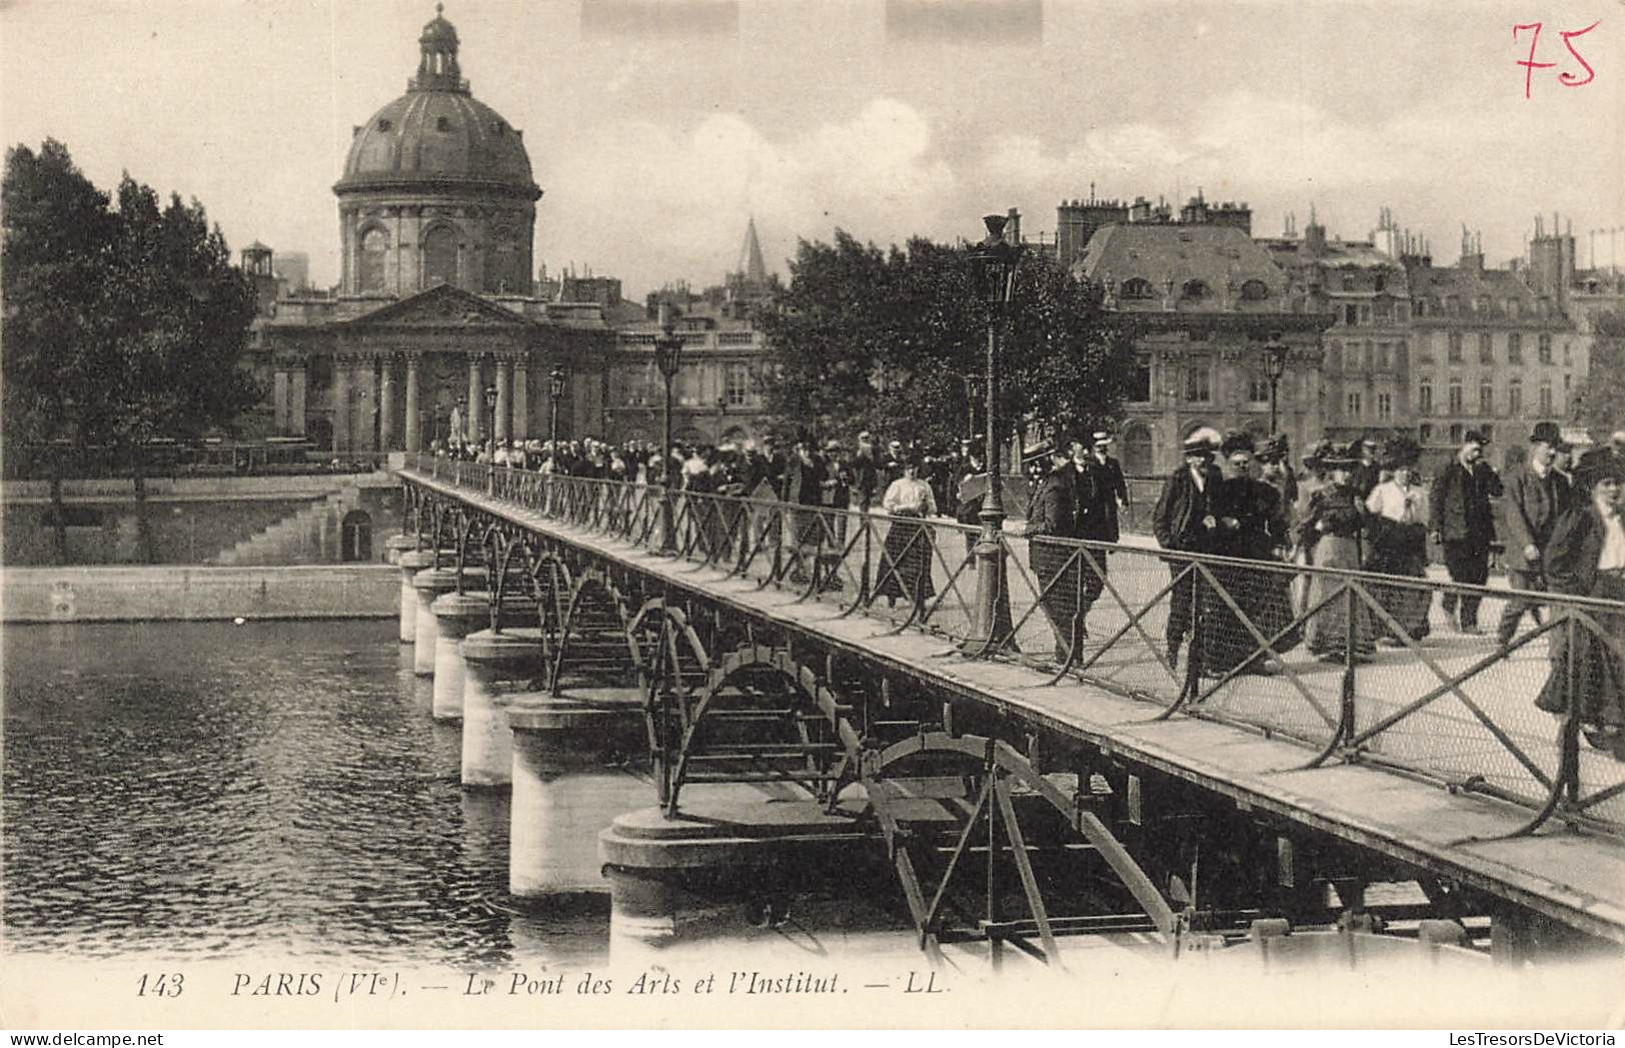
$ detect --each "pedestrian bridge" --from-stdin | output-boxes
[396,455,1625,958]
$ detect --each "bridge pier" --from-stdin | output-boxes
[384,533,417,566]
[460,628,545,787]
[598,800,865,958]
[411,567,464,676]
[507,692,645,898]
[395,550,433,644]
[430,592,490,721]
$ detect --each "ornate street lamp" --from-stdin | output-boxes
[964,212,1023,657]
[482,383,498,493]
[1263,340,1290,436]
[653,302,686,551]
[548,364,567,451]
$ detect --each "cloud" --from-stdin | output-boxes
[545,98,959,292]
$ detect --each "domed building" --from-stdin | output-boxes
[252,7,612,456]
[247,7,775,458]
[336,6,540,298]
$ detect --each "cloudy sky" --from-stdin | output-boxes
[4,0,1621,296]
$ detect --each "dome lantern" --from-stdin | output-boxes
[413,4,466,93]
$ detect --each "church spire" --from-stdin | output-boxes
[412,4,466,92]
[738,217,768,284]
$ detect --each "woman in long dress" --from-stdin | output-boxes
[1535,464,1625,758]
[875,459,938,610]
[1297,442,1375,663]
[1363,447,1432,644]
[1202,434,1299,676]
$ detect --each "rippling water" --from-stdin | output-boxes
[2,620,607,965]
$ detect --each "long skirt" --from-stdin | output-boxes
[1364,522,1432,642]
[1303,534,1375,659]
[1201,557,1303,673]
[1535,572,1625,732]
[876,513,936,605]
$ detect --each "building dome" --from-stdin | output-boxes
[335,6,540,298]
[335,5,539,201]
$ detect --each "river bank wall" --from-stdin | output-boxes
[0,564,398,623]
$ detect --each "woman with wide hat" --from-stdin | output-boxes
[1298,439,1375,662]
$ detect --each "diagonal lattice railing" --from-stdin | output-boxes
[409,454,1625,839]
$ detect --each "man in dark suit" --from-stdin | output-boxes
[1350,436,1384,500]
[1153,429,1224,664]
[1496,421,1574,646]
[850,431,882,512]
[1071,431,1127,633]
[1428,430,1504,633]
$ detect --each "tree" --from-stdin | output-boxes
[2,140,120,562]
[2,140,262,562]
[758,230,1138,451]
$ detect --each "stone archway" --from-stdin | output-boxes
[341,510,373,562]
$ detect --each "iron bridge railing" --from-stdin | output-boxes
[406,453,1625,840]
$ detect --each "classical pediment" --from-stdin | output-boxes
[341,284,533,330]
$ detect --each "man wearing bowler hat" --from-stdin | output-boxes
[1429,429,1505,633]
[1497,421,1574,646]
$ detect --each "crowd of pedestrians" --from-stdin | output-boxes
[436,423,1625,758]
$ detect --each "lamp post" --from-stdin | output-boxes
[482,383,498,493]
[1263,340,1290,436]
[653,302,686,551]
[964,213,1023,657]
[548,364,566,451]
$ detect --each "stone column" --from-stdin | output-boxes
[512,356,530,442]
[460,629,545,788]
[379,356,397,452]
[411,566,463,677]
[507,696,646,897]
[396,549,433,643]
[273,365,290,433]
[495,357,512,445]
[289,363,307,438]
[466,356,483,444]
[404,354,421,452]
[432,590,489,722]
[332,355,353,453]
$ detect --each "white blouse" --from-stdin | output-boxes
[1599,511,1625,571]
[1366,480,1423,524]
[882,477,937,517]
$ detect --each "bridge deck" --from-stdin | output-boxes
[404,470,1625,945]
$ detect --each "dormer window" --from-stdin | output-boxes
[1181,279,1209,300]
[1239,279,1270,301]
[437,116,452,132]
[377,118,393,132]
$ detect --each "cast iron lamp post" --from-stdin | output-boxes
[483,383,498,493]
[548,365,566,451]
[1264,340,1290,436]
[964,213,1023,657]
[653,302,686,551]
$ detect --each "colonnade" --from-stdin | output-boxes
[273,351,556,454]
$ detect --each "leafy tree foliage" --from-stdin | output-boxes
[758,230,1138,450]
[3,139,261,561]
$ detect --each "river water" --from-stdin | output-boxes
[2,619,607,966]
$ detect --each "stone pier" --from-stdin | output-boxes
[459,627,546,788]
[599,799,865,958]
[506,688,646,899]
[410,566,464,676]
[396,549,434,644]
[430,590,490,721]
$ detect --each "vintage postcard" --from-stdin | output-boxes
[3,0,1623,1034]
